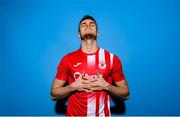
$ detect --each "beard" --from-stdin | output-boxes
[80,33,97,40]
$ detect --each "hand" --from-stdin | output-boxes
[90,72,110,91]
[82,74,96,93]
[69,73,93,92]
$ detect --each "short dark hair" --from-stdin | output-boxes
[78,15,98,32]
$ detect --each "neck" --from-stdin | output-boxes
[81,39,98,54]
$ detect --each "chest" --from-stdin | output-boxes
[68,54,112,80]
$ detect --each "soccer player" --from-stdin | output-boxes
[50,15,129,116]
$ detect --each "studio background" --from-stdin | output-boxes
[0,0,179,116]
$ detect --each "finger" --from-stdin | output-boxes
[81,88,91,92]
[90,82,98,87]
[82,84,93,89]
[80,89,89,92]
[81,72,85,78]
[90,78,98,82]
[78,85,90,92]
[81,79,91,84]
[96,72,101,76]
[82,76,96,84]
[86,89,93,93]
[83,77,96,82]
[92,86,102,91]
[96,72,102,78]
[83,74,90,80]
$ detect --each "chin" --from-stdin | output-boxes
[82,34,97,40]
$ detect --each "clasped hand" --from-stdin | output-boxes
[70,72,110,93]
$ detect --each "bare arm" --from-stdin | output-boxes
[105,80,129,99]
[50,79,74,100]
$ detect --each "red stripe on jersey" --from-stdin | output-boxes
[104,94,110,116]
[96,92,100,116]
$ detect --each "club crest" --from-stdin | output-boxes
[98,62,106,69]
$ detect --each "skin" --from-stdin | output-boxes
[51,19,129,100]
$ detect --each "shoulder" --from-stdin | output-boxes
[62,49,81,60]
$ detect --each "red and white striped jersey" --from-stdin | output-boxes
[55,48,125,116]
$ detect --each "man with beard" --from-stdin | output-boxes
[50,15,129,116]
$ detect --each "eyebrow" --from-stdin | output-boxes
[80,21,95,26]
[80,22,86,26]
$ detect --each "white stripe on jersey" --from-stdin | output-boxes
[99,94,105,116]
[87,97,96,116]
[110,53,114,68]
[87,55,95,67]
[99,48,106,64]
[87,48,112,116]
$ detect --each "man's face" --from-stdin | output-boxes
[79,19,98,40]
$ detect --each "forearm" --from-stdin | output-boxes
[105,84,129,99]
[51,85,74,100]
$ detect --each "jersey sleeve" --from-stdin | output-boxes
[55,55,69,81]
[111,55,125,82]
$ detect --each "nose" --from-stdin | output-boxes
[87,25,90,29]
